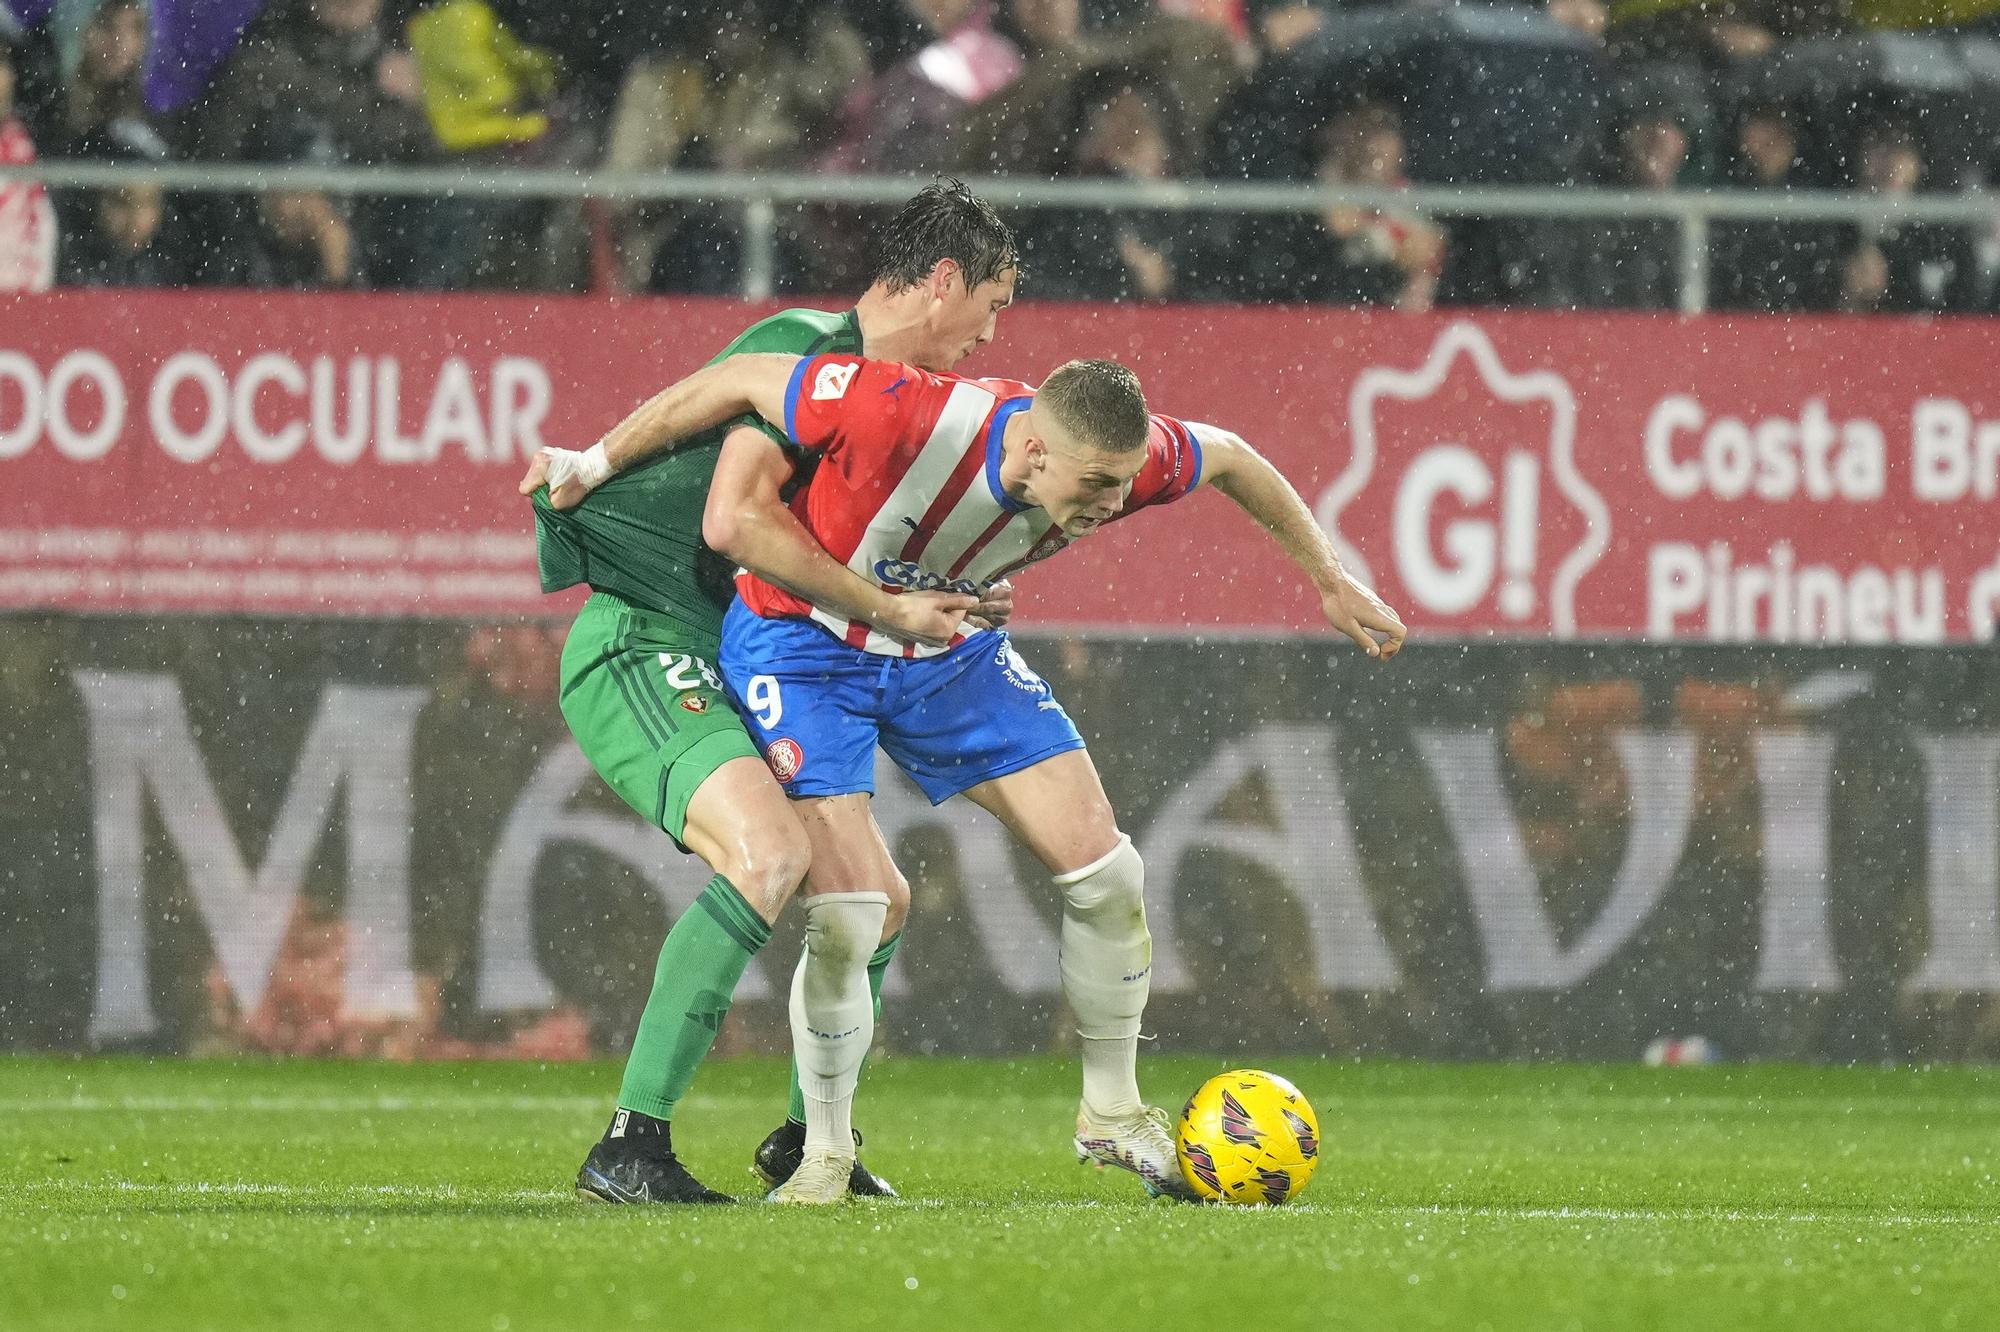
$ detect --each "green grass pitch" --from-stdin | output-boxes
[5,1055,1998,1331]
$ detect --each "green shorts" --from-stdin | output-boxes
[559,592,760,847]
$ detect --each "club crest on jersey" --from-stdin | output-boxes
[679,694,710,714]
[812,361,858,401]
[1025,531,1070,564]
[764,738,805,783]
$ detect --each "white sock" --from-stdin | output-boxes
[1080,1034,1142,1123]
[1055,835,1149,1122]
[790,891,889,1157]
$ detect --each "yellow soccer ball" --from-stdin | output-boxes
[1175,1069,1320,1205]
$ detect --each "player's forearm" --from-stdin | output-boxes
[599,354,800,473]
[712,499,897,627]
[1201,430,1348,590]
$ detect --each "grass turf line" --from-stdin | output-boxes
[3,1056,1998,1332]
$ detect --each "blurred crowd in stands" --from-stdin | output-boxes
[4,0,2000,312]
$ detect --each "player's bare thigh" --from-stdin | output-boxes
[789,793,911,935]
[962,748,1123,876]
[679,756,812,925]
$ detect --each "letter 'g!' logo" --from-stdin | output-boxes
[1316,323,1609,638]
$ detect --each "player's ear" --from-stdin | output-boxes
[929,258,962,301]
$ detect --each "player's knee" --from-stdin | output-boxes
[802,892,890,969]
[1056,835,1145,925]
[882,867,911,937]
[728,826,811,923]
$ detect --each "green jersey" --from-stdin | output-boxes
[532,306,864,635]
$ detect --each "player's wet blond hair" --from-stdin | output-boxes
[1037,360,1149,455]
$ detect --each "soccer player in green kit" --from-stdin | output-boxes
[521,182,1019,1203]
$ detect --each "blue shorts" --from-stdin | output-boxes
[718,599,1085,804]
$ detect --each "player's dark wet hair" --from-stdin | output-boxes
[1038,360,1149,454]
[868,177,1021,294]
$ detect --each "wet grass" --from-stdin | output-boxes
[4,1056,1998,1331]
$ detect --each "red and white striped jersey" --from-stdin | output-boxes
[742,353,1205,657]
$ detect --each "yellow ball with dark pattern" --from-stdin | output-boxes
[1175,1069,1320,1206]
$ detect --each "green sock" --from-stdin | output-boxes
[787,930,901,1125]
[616,875,773,1121]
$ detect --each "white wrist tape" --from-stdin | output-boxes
[576,441,614,490]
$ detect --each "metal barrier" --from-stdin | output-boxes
[4,160,1997,314]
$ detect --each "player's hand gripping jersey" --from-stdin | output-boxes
[742,354,1205,656]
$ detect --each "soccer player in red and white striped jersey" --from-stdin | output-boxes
[737,353,1205,657]
[584,348,1403,1202]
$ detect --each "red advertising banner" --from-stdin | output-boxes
[4,291,1997,642]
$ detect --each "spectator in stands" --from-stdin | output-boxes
[251,185,357,289]
[406,0,577,286]
[1231,103,1443,309]
[257,0,434,166]
[601,0,867,292]
[1548,105,1690,309]
[1835,123,1975,313]
[1204,0,1334,184]
[245,118,360,288]
[1015,70,1182,301]
[56,172,179,286]
[1300,103,1443,310]
[955,0,1235,178]
[203,0,446,286]
[954,0,1095,177]
[1709,99,1838,312]
[804,0,1025,288]
[822,0,1022,176]
[45,0,147,156]
[1547,0,1610,38]
[1607,0,1853,66]
[0,39,56,291]
[406,0,557,157]
[1245,0,1327,55]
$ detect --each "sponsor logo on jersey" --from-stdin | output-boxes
[679,694,710,714]
[995,642,1048,695]
[873,558,979,596]
[881,376,909,400]
[812,361,858,401]
[764,738,805,783]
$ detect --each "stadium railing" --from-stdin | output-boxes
[3,160,1997,314]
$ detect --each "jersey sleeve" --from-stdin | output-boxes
[780,355,932,459]
[1122,413,1206,514]
[708,310,859,462]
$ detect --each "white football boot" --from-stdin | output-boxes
[1073,1105,1200,1201]
[764,1149,855,1205]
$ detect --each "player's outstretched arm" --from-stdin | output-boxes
[1190,423,1407,660]
[704,427,977,648]
[516,354,802,509]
